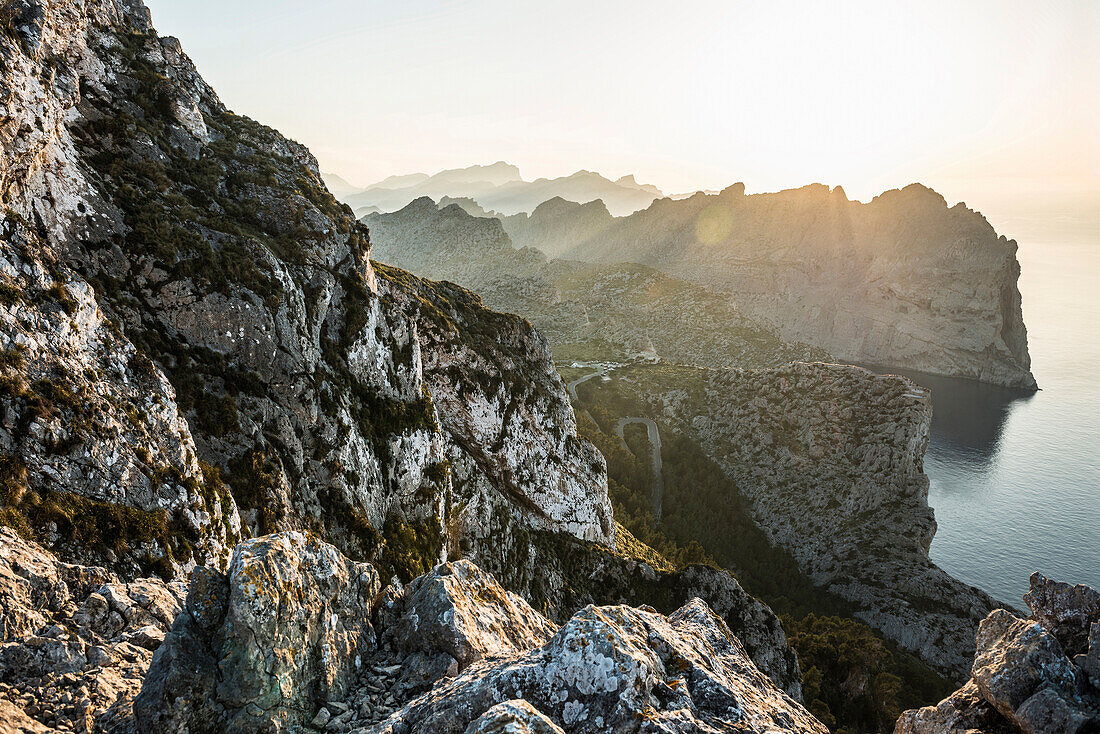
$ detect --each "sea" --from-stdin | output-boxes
[894,201,1100,608]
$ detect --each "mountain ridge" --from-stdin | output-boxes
[331,164,665,217]
[495,183,1037,389]
[0,0,819,730]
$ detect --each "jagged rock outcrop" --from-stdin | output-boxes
[381,559,557,669]
[464,700,566,734]
[134,531,380,733]
[0,527,187,733]
[897,574,1100,734]
[372,530,805,704]
[137,532,824,734]
[595,361,1001,677]
[0,0,613,589]
[509,528,805,699]
[509,184,1035,389]
[367,200,827,369]
[373,597,825,733]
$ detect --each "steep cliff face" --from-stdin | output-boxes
[0,0,613,583]
[372,266,615,552]
[0,6,813,726]
[510,184,1036,389]
[367,199,828,368]
[585,362,1001,678]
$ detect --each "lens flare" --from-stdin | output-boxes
[695,204,733,245]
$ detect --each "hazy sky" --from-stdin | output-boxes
[144,0,1098,210]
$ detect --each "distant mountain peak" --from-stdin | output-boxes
[340,164,664,216]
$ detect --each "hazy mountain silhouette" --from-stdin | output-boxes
[319,171,361,199]
[332,163,663,217]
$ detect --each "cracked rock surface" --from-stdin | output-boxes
[897,573,1100,734]
[0,528,186,733]
[134,531,380,733]
[134,531,825,734]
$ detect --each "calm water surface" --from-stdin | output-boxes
[900,211,1100,607]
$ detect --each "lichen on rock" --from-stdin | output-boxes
[134,531,380,733]
[897,573,1100,734]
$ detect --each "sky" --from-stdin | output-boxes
[143,0,1099,217]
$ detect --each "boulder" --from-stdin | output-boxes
[1024,572,1100,655]
[384,559,556,668]
[464,699,566,734]
[971,610,1087,732]
[896,574,1100,734]
[133,531,380,734]
[893,680,1015,734]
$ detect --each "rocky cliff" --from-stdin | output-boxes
[0,0,815,729]
[504,185,1036,389]
[582,362,1002,678]
[897,573,1100,733]
[366,199,828,368]
[0,0,613,584]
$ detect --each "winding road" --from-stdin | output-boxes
[566,363,613,401]
[615,417,664,519]
[564,361,665,518]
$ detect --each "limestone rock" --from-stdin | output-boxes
[512,528,805,700]
[897,575,1100,734]
[134,531,380,733]
[379,268,617,565]
[0,528,186,733]
[384,560,556,668]
[1024,572,1100,655]
[970,610,1084,730]
[893,680,1014,734]
[373,597,827,734]
[0,220,238,575]
[463,699,566,734]
[392,650,460,698]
